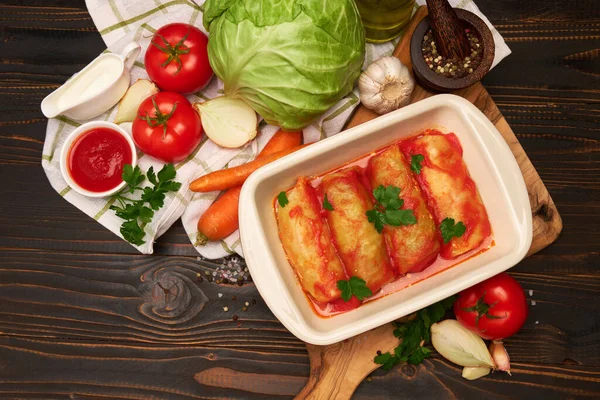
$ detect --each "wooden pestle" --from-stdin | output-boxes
[425,0,470,59]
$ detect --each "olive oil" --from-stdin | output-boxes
[355,0,416,43]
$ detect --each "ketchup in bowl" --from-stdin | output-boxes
[67,127,132,193]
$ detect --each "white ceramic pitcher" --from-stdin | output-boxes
[41,42,141,121]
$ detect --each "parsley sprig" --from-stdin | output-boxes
[110,164,181,246]
[374,296,456,369]
[410,154,425,174]
[337,276,372,302]
[366,185,417,233]
[440,217,466,243]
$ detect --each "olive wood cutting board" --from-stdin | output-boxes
[294,6,562,400]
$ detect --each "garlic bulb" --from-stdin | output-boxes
[462,366,491,381]
[194,96,257,148]
[431,319,495,369]
[358,56,415,115]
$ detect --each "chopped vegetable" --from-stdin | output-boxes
[337,277,372,302]
[410,154,424,174]
[440,217,466,243]
[366,185,416,233]
[194,97,257,148]
[189,144,308,192]
[202,0,365,130]
[374,296,455,370]
[277,191,289,207]
[114,79,159,124]
[110,164,181,245]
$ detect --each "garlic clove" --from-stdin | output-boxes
[358,56,415,115]
[489,340,511,375]
[114,79,159,124]
[431,319,495,368]
[462,366,491,380]
[194,96,257,148]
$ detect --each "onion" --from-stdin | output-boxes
[194,97,257,148]
[114,79,159,124]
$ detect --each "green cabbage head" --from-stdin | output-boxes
[203,0,365,131]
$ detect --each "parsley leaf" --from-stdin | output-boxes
[120,219,145,246]
[110,164,181,246]
[157,163,176,182]
[374,296,456,370]
[366,185,416,233]
[323,194,334,211]
[337,276,373,302]
[277,191,289,207]
[122,164,145,194]
[366,209,387,233]
[411,154,425,174]
[385,209,417,226]
[440,217,467,243]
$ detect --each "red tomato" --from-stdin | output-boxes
[133,92,202,163]
[145,23,213,94]
[454,273,528,340]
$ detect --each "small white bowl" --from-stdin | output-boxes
[239,94,532,345]
[60,120,137,198]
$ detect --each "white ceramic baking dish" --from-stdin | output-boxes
[239,94,532,345]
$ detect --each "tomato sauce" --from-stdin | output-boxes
[68,127,132,192]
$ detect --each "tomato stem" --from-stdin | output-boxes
[139,96,179,139]
[151,31,190,75]
[462,292,506,331]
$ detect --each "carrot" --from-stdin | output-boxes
[190,144,308,193]
[196,186,242,245]
[258,129,302,156]
[195,131,303,244]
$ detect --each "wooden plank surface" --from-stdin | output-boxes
[0,0,599,399]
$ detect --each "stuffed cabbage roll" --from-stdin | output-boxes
[401,130,491,259]
[276,177,346,304]
[366,145,440,274]
[320,167,395,293]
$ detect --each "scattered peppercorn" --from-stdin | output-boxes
[223,306,229,312]
[242,306,248,312]
[233,315,238,321]
[421,27,482,79]
[251,299,257,305]
[232,296,237,301]
[377,350,382,355]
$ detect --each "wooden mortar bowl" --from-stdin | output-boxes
[410,9,495,92]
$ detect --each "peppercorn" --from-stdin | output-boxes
[421,27,483,79]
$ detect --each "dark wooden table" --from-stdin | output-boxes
[1,1,599,399]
